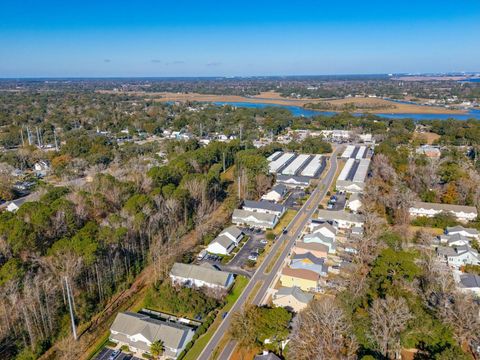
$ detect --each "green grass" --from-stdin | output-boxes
[183,276,248,360]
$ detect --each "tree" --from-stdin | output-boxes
[150,340,164,359]
[289,298,357,360]
[369,296,412,359]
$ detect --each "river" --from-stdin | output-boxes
[211,101,480,121]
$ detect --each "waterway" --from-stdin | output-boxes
[212,101,480,121]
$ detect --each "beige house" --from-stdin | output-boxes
[272,286,313,312]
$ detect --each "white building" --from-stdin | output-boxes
[206,235,236,255]
[317,209,365,229]
[446,226,479,240]
[232,209,279,229]
[170,263,234,290]
[242,200,286,217]
[436,246,480,269]
[347,193,362,212]
[261,184,288,203]
[409,202,478,222]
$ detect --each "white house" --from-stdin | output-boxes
[409,202,478,222]
[206,235,236,255]
[317,209,365,229]
[232,209,278,229]
[457,273,480,296]
[310,222,337,238]
[218,226,244,245]
[242,200,286,218]
[261,184,288,203]
[446,226,479,240]
[275,174,310,189]
[436,246,480,269]
[170,263,234,290]
[347,193,362,212]
[110,312,194,359]
[437,234,471,247]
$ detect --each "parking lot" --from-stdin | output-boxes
[228,228,266,268]
[94,348,142,360]
[326,193,346,211]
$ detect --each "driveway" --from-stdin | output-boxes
[327,193,346,211]
[93,348,142,360]
[283,189,305,210]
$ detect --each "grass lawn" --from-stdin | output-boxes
[270,209,298,236]
[183,276,249,360]
[409,225,444,236]
[221,165,235,182]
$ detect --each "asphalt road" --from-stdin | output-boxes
[196,148,339,360]
[94,348,141,360]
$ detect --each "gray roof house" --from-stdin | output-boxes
[436,245,480,269]
[437,233,471,247]
[446,226,479,239]
[110,312,194,358]
[254,352,282,360]
[303,232,336,254]
[290,253,328,276]
[242,200,286,217]
[206,235,236,255]
[170,263,234,290]
[276,174,311,188]
[458,274,480,296]
[317,209,365,229]
[272,286,314,313]
[219,225,244,244]
[232,209,279,229]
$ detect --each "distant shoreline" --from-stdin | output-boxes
[97,90,467,115]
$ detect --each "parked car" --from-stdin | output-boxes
[282,227,288,234]
[222,311,228,319]
[327,203,334,209]
[109,350,121,360]
[260,239,268,244]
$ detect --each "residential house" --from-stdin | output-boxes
[436,233,471,247]
[458,273,480,296]
[290,253,328,276]
[416,145,441,159]
[261,184,288,203]
[351,226,364,237]
[409,202,478,222]
[310,222,337,238]
[110,312,194,359]
[446,226,479,240]
[436,246,480,269]
[280,267,319,292]
[254,352,282,360]
[272,286,314,312]
[303,232,335,254]
[293,242,329,258]
[232,209,278,229]
[275,174,310,189]
[206,235,236,255]
[347,193,362,212]
[242,200,286,218]
[170,263,234,290]
[317,209,365,229]
[218,226,244,245]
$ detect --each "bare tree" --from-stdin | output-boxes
[369,296,412,359]
[289,297,358,360]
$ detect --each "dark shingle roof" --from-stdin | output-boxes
[243,200,285,213]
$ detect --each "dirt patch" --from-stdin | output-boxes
[413,131,441,144]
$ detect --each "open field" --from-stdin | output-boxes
[96,90,467,114]
[413,131,441,144]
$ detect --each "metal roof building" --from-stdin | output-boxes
[301,155,324,177]
[282,154,311,175]
[269,152,295,173]
[341,145,355,158]
[267,151,283,161]
[355,146,366,159]
[353,159,370,183]
[338,158,355,181]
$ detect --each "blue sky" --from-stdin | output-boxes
[1,0,479,77]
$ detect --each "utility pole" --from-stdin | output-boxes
[222,152,226,173]
[64,277,77,340]
[54,128,59,151]
[237,175,241,200]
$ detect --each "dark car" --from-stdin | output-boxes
[282,227,288,234]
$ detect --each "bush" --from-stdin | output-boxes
[266,232,276,241]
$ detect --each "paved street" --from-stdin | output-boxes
[196,148,339,360]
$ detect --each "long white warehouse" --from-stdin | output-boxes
[301,155,323,177]
[282,154,311,175]
[355,146,366,159]
[338,158,355,181]
[341,145,355,158]
[267,151,283,162]
[353,159,370,183]
[269,153,295,173]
